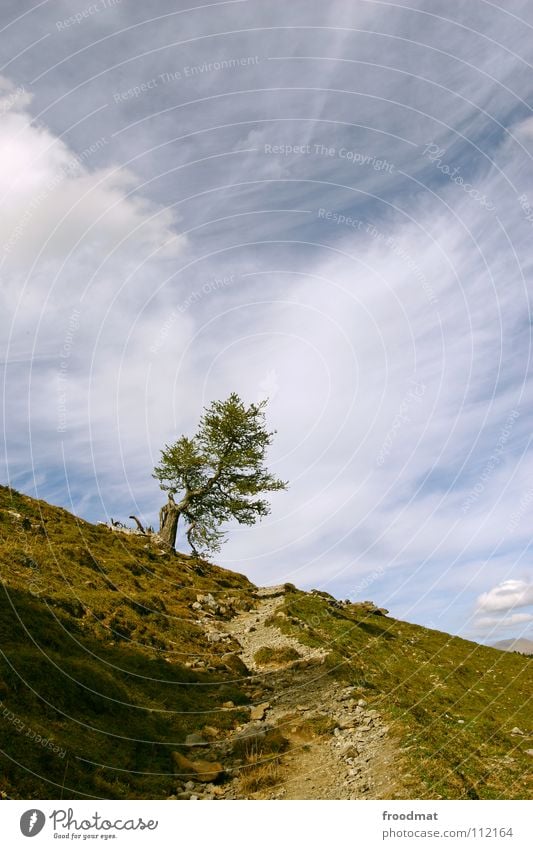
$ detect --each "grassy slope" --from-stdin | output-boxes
[0,486,255,799]
[273,593,533,799]
[0,485,531,799]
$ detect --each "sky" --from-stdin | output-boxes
[1,0,533,644]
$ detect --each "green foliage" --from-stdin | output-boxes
[153,393,287,553]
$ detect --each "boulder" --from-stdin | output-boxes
[222,652,250,677]
[207,631,231,644]
[171,751,224,783]
[202,726,220,739]
[250,702,270,721]
[196,593,216,606]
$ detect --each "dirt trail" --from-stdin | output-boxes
[218,586,401,799]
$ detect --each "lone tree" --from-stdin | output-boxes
[153,393,287,555]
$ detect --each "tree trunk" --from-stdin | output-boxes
[158,494,181,549]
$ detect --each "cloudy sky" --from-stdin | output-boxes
[1,0,533,643]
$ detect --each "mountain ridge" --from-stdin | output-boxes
[491,638,533,656]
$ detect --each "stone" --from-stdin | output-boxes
[525,750,533,756]
[339,687,356,700]
[222,701,234,709]
[336,716,357,730]
[511,727,525,735]
[185,780,195,790]
[357,699,367,707]
[221,652,250,677]
[171,752,224,783]
[250,702,270,721]
[191,601,202,610]
[235,725,269,742]
[343,746,358,759]
[202,726,220,739]
[207,632,222,643]
[185,733,209,748]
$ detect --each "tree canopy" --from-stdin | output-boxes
[153,393,287,554]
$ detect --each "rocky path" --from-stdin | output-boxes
[214,586,401,799]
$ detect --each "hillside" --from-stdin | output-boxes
[492,639,533,656]
[0,485,531,800]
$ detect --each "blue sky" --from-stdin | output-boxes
[1,0,533,643]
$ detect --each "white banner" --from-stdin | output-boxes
[1,800,531,848]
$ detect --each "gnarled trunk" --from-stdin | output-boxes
[158,493,181,549]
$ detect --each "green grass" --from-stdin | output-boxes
[274,594,533,799]
[1,484,531,800]
[0,485,255,799]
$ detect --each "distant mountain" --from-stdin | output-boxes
[491,638,533,655]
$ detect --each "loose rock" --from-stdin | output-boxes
[250,702,270,721]
[171,752,224,783]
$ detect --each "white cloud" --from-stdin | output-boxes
[511,115,533,141]
[476,580,533,614]
[476,612,533,629]
[0,75,32,114]
[0,101,183,276]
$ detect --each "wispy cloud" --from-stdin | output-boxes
[1,0,533,638]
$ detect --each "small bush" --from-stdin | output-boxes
[253,646,301,666]
[232,727,288,759]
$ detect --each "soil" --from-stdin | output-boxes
[200,585,403,799]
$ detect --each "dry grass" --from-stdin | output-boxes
[238,753,283,795]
